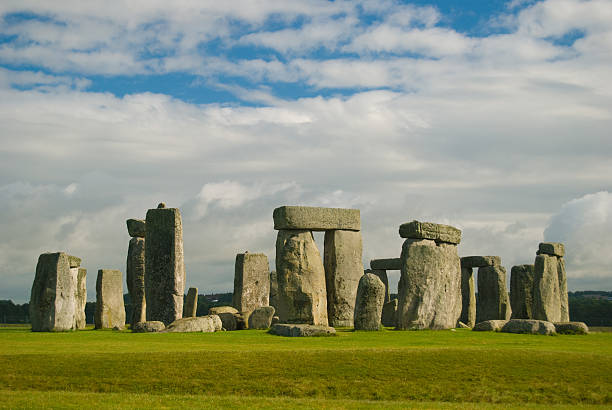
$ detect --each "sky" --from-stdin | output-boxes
[1,0,611,303]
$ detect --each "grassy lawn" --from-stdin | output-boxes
[1,326,611,408]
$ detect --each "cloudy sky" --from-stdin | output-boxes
[1,0,611,302]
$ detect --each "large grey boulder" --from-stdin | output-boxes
[533,254,562,322]
[126,236,146,326]
[270,323,336,337]
[366,269,390,303]
[461,256,501,268]
[273,206,360,231]
[476,264,512,323]
[354,273,385,331]
[370,258,401,271]
[184,287,198,318]
[501,319,556,335]
[472,320,509,332]
[510,264,535,319]
[126,218,146,238]
[95,269,126,330]
[399,220,461,244]
[74,267,87,329]
[396,234,462,330]
[30,252,79,332]
[248,306,275,329]
[163,315,222,333]
[381,299,398,327]
[269,271,279,311]
[217,312,239,331]
[275,230,328,325]
[208,306,238,315]
[554,322,589,335]
[145,205,186,326]
[459,267,476,328]
[324,230,363,327]
[132,321,165,333]
[233,252,270,313]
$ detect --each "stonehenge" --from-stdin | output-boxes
[126,218,146,326]
[233,252,270,313]
[95,269,126,330]
[474,257,511,323]
[184,287,198,318]
[353,273,385,331]
[533,242,569,322]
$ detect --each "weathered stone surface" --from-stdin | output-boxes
[208,306,238,315]
[370,258,401,271]
[184,287,198,318]
[396,239,462,330]
[460,267,476,328]
[354,273,385,331]
[273,206,360,231]
[248,306,276,329]
[132,321,165,333]
[533,254,562,322]
[558,257,569,322]
[538,242,565,257]
[30,252,78,332]
[554,322,589,335]
[399,221,461,244]
[126,218,146,238]
[324,230,363,327]
[276,230,328,325]
[270,323,336,337]
[163,315,221,333]
[269,271,279,311]
[233,252,270,313]
[472,320,508,332]
[145,207,186,326]
[476,265,512,323]
[217,312,239,331]
[501,319,556,335]
[68,255,81,268]
[460,256,500,268]
[366,269,390,303]
[95,269,126,330]
[381,299,398,327]
[74,267,87,329]
[510,264,535,319]
[127,237,146,326]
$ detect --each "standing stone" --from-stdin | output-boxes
[459,266,476,327]
[126,236,146,326]
[367,269,390,303]
[30,252,79,332]
[74,267,87,329]
[533,253,562,322]
[95,269,126,330]
[269,271,279,311]
[276,230,328,325]
[145,206,186,326]
[324,230,363,327]
[381,299,398,327]
[184,287,198,318]
[396,223,462,330]
[354,273,385,331]
[233,253,270,313]
[476,265,512,322]
[557,257,569,322]
[510,264,535,319]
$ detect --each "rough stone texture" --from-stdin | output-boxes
[353,273,385,331]
[370,258,401,271]
[163,315,221,333]
[127,237,146,326]
[501,319,556,335]
[145,207,186,326]
[366,269,390,303]
[126,218,146,238]
[460,267,476,328]
[381,299,398,327]
[538,242,565,257]
[324,230,363,327]
[273,206,360,231]
[233,253,270,313]
[461,256,501,268]
[217,312,239,331]
[275,230,328,325]
[68,255,81,268]
[476,265,512,323]
[269,271,279,311]
[396,238,462,330]
[399,221,461,244]
[184,287,198,318]
[510,264,535,319]
[30,252,78,332]
[95,269,126,330]
[208,306,238,315]
[533,254,562,322]
[557,257,570,322]
[270,323,336,337]
[554,322,589,335]
[74,267,87,329]
[132,321,165,333]
[248,306,276,329]
[472,320,509,332]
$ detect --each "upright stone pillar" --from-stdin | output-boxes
[396,221,462,330]
[510,264,535,319]
[233,252,270,313]
[74,267,87,329]
[476,261,512,323]
[126,218,146,326]
[459,263,475,327]
[145,203,186,326]
[269,271,279,311]
[533,242,568,322]
[324,230,363,327]
[184,287,198,317]
[354,273,385,331]
[370,258,401,303]
[95,269,126,329]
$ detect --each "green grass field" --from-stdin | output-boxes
[1,325,611,409]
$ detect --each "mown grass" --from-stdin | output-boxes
[1,326,611,408]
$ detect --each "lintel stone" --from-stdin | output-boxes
[273,206,360,231]
[398,220,461,244]
[461,256,501,268]
[370,258,401,270]
[126,219,146,238]
[537,242,564,257]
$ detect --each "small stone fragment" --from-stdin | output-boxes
[248,306,276,329]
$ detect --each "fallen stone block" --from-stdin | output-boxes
[501,319,556,335]
[398,221,461,244]
[209,306,239,315]
[370,258,401,271]
[554,322,589,335]
[126,218,146,238]
[132,321,165,333]
[248,306,276,329]
[273,206,360,231]
[270,323,336,337]
[472,320,509,332]
[460,256,500,268]
[163,315,222,333]
[538,242,565,257]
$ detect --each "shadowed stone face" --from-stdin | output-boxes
[370,258,401,271]
[74,267,87,329]
[354,273,385,331]
[381,299,398,327]
[126,219,146,238]
[510,264,535,319]
[184,287,198,318]
[476,265,512,322]
[460,267,476,327]
[95,269,126,330]
[127,236,146,326]
[233,253,270,313]
[269,271,279,311]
